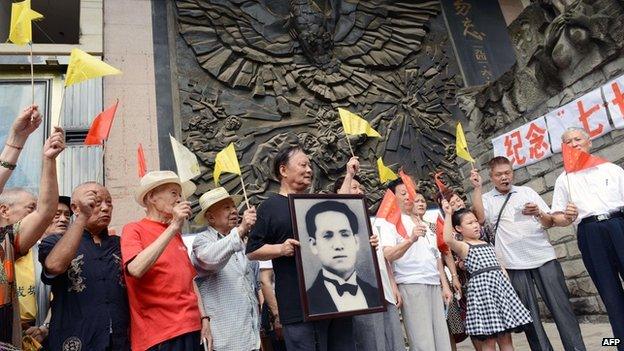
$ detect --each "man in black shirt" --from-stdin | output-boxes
[39,182,129,351]
[246,146,356,351]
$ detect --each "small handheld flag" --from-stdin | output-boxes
[137,144,147,178]
[434,172,449,194]
[213,143,242,185]
[561,143,607,173]
[398,170,417,202]
[65,48,122,87]
[170,134,201,183]
[338,108,381,138]
[376,189,408,239]
[8,0,43,45]
[84,100,119,145]
[377,158,398,184]
[456,122,475,163]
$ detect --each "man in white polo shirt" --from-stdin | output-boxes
[473,156,585,351]
[550,127,624,346]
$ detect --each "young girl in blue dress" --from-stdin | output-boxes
[441,200,531,351]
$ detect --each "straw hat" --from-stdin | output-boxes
[135,170,197,207]
[194,187,242,225]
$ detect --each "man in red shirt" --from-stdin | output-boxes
[121,171,203,350]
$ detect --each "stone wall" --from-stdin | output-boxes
[458,43,624,324]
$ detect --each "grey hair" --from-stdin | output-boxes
[0,187,36,207]
[561,127,590,141]
[71,181,104,203]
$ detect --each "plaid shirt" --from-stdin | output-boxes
[191,226,260,351]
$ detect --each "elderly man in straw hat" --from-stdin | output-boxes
[121,171,204,351]
[191,187,260,351]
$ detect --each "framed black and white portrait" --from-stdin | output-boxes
[289,194,386,321]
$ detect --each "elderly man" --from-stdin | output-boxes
[122,170,202,351]
[0,125,64,346]
[473,156,585,351]
[15,195,72,345]
[191,187,260,351]
[40,182,129,350]
[550,127,624,344]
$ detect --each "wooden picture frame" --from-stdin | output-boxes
[289,193,386,321]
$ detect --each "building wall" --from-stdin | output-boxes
[103,0,159,231]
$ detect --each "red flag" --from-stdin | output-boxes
[137,143,147,178]
[435,215,450,254]
[376,189,408,239]
[561,142,607,173]
[399,170,417,202]
[434,172,448,194]
[84,100,119,145]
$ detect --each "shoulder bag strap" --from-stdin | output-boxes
[494,193,512,235]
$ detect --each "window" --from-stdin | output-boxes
[0,80,49,192]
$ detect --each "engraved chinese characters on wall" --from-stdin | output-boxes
[492,117,552,169]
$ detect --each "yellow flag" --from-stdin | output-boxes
[9,0,43,45]
[338,108,381,138]
[456,122,475,163]
[65,48,122,87]
[170,134,201,183]
[214,143,241,185]
[377,158,398,183]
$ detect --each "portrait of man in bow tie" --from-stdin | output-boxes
[302,200,381,316]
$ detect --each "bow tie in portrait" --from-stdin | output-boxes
[324,277,358,296]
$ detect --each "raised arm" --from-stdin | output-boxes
[16,127,65,254]
[44,191,95,275]
[337,156,359,194]
[0,106,42,193]
[441,200,469,259]
[469,169,486,225]
[125,202,192,278]
[382,222,425,262]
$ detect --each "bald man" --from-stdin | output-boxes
[39,182,129,351]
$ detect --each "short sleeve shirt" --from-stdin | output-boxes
[552,163,624,223]
[39,231,130,351]
[379,214,441,285]
[482,185,556,269]
[121,218,201,351]
[246,194,304,324]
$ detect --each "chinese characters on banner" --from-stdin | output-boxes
[545,88,612,153]
[491,76,624,169]
[492,117,552,168]
[602,75,624,129]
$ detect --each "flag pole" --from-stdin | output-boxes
[345,134,355,157]
[239,175,250,209]
[30,42,35,111]
[566,173,573,203]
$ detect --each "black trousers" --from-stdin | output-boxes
[282,317,355,351]
[0,304,12,344]
[147,331,201,351]
[578,217,624,350]
[507,259,586,351]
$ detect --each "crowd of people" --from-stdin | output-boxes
[1,104,623,351]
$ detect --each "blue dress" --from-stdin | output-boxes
[464,243,532,339]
